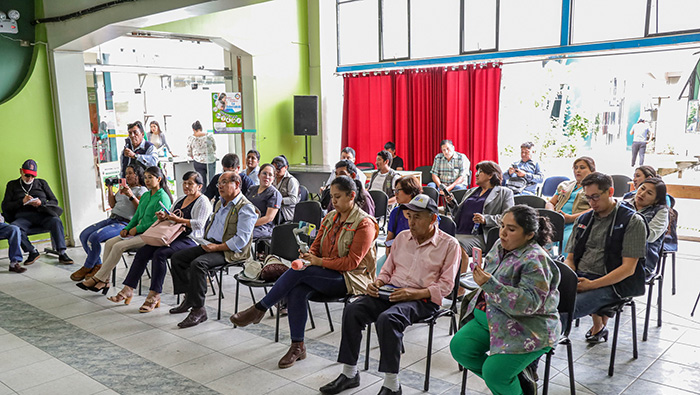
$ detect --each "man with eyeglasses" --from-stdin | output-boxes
[120,121,158,177]
[168,172,256,328]
[564,172,647,343]
[2,159,73,267]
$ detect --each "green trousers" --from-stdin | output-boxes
[450,309,550,395]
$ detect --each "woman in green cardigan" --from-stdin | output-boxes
[78,166,173,293]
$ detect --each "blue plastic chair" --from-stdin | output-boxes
[540,176,570,197]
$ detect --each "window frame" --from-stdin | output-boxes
[379,0,411,62]
[460,0,500,55]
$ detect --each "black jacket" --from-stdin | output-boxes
[2,178,63,222]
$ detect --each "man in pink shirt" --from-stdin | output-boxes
[320,195,460,395]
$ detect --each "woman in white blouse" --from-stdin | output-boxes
[147,120,175,157]
[186,120,217,188]
[109,171,212,312]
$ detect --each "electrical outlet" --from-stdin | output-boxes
[0,20,18,34]
[20,40,30,47]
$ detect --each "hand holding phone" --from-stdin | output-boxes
[159,201,171,215]
[470,247,483,271]
[119,178,127,187]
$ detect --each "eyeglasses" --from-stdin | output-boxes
[217,179,234,187]
[475,169,482,175]
[584,194,602,202]
[394,188,403,194]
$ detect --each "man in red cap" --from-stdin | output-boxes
[1,159,73,265]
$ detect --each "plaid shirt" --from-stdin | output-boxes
[430,152,470,185]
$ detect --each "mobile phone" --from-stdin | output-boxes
[470,247,483,271]
[119,178,127,187]
[378,284,398,301]
[159,201,171,215]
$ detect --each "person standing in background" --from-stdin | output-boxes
[147,120,175,157]
[187,120,217,188]
[630,119,651,167]
[121,121,158,178]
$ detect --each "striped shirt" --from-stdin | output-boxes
[430,152,470,185]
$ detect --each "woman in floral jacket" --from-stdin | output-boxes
[450,205,561,395]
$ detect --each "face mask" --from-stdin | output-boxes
[21,177,34,186]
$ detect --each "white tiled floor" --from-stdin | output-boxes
[0,239,699,394]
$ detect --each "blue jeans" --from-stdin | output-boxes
[0,223,23,263]
[260,266,347,342]
[122,236,196,293]
[79,218,127,268]
[12,212,67,253]
[573,272,623,319]
[427,182,467,191]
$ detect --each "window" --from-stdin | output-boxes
[498,0,561,50]
[647,0,700,35]
[381,0,410,60]
[571,0,647,44]
[410,0,460,59]
[338,0,379,65]
[462,0,498,53]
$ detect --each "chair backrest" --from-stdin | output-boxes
[292,200,323,228]
[415,165,432,185]
[356,162,375,171]
[540,176,569,197]
[484,226,500,254]
[298,185,309,202]
[554,260,577,336]
[368,190,389,220]
[611,174,632,198]
[664,194,678,252]
[514,195,548,209]
[537,208,565,250]
[438,215,456,237]
[452,189,468,205]
[270,223,301,261]
[422,186,439,205]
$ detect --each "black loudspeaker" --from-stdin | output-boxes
[294,95,318,136]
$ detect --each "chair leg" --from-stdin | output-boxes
[138,277,142,296]
[307,302,316,329]
[643,282,654,341]
[325,302,334,332]
[217,269,224,320]
[364,323,371,371]
[671,252,676,295]
[543,351,552,395]
[566,341,576,395]
[692,291,700,317]
[657,277,663,327]
[263,287,274,318]
[233,279,240,328]
[275,301,280,343]
[460,367,468,395]
[608,310,622,376]
[424,322,434,391]
[630,301,638,359]
[112,267,117,287]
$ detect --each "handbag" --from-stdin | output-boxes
[141,209,186,247]
[241,254,291,282]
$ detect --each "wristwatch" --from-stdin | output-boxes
[129,196,135,201]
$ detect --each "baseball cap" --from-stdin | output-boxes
[400,194,438,215]
[21,159,37,176]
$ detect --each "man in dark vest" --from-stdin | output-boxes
[120,121,158,178]
[168,172,257,328]
[565,172,647,343]
[369,150,398,205]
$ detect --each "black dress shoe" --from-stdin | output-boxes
[24,250,40,265]
[178,307,207,328]
[9,264,27,273]
[58,253,74,264]
[169,299,192,314]
[377,385,401,395]
[586,327,609,344]
[320,373,360,394]
[518,364,537,395]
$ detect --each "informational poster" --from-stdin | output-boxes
[212,92,243,133]
[97,161,121,212]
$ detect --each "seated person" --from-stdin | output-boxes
[428,139,470,192]
[77,166,173,293]
[622,165,672,206]
[450,205,561,395]
[244,149,261,185]
[271,155,299,223]
[369,150,399,205]
[0,214,24,273]
[324,160,375,216]
[120,121,158,178]
[231,175,378,369]
[2,159,73,264]
[565,172,647,343]
[502,141,544,195]
[109,171,212,312]
[319,194,459,395]
[384,141,404,171]
[321,147,367,193]
[246,164,282,239]
[169,172,256,328]
[447,161,514,254]
[623,177,669,279]
[205,153,253,205]
[71,165,147,281]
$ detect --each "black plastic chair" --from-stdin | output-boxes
[415,165,433,185]
[611,175,632,198]
[599,298,638,376]
[642,238,668,341]
[292,200,323,229]
[542,261,577,395]
[368,190,389,231]
[422,186,439,205]
[298,184,310,202]
[438,215,456,237]
[540,176,569,197]
[514,195,547,209]
[356,162,375,171]
[662,195,678,295]
[537,209,566,256]
[452,189,468,205]
[484,227,500,254]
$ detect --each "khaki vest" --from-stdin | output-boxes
[205,194,254,263]
[553,180,590,214]
[319,204,378,295]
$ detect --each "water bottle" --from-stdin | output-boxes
[471,222,480,235]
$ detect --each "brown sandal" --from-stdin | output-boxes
[139,293,161,313]
[107,289,133,305]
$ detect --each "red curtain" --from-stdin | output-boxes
[342,64,501,185]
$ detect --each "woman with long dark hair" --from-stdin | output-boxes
[77,166,173,293]
[451,205,561,395]
[231,175,378,369]
[148,120,175,157]
[246,163,282,239]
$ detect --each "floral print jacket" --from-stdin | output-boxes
[464,240,561,355]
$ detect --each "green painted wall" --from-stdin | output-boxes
[146,0,311,164]
[0,0,36,103]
